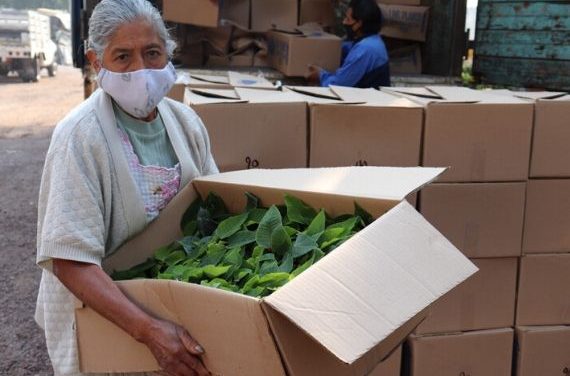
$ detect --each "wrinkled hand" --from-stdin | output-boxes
[143,319,210,376]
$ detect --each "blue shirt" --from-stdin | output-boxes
[320,34,389,88]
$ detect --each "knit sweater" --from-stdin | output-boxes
[35,89,218,375]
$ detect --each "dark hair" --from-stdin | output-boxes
[349,0,383,35]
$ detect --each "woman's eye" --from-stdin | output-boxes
[147,50,161,58]
[116,54,128,61]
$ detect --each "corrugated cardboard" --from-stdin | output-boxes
[523,179,570,253]
[162,0,249,29]
[385,86,534,182]
[368,345,401,376]
[299,0,336,29]
[407,328,514,376]
[516,254,570,326]
[531,97,570,178]
[516,326,570,376]
[184,87,306,171]
[419,183,526,258]
[251,0,298,32]
[267,30,342,77]
[77,167,477,375]
[307,86,424,168]
[415,258,518,335]
[378,4,430,42]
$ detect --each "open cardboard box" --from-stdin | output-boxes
[382,86,533,182]
[162,0,249,29]
[77,167,477,375]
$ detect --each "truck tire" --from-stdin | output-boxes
[47,63,57,77]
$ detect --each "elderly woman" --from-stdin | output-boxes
[34,0,216,375]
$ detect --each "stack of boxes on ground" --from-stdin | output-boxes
[162,0,342,75]
[376,0,429,75]
[383,86,570,375]
[502,90,570,376]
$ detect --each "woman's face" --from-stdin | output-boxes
[90,18,168,73]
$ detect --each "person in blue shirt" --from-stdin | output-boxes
[307,0,390,88]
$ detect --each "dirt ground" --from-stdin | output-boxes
[0,66,84,375]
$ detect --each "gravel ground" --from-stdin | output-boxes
[0,66,84,375]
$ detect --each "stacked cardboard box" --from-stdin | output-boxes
[509,92,570,375]
[382,86,535,375]
[162,0,341,73]
[376,0,428,75]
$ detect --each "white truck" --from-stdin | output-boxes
[0,9,58,82]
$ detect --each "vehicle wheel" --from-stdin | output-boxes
[47,63,57,77]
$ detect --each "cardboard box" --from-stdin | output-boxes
[523,179,570,253]
[184,87,307,172]
[162,0,249,29]
[76,167,477,375]
[267,30,342,77]
[368,346,401,376]
[384,86,534,183]
[298,86,424,168]
[415,258,518,335]
[389,44,422,74]
[378,4,430,42]
[299,0,336,29]
[419,182,526,258]
[251,0,298,32]
[516,325,570,376]
[516,254,570,326]
[185,71,275,90]
[206,52,254,67]
[531,96,570,178]
[407,328,514,376]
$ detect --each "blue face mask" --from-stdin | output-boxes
[97,62,177,118]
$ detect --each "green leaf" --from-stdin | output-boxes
[246,208,268,225]
[214,212,249,239]
[182,266,204,282]
[197,207,218,237]
[235,268,253,282]
[242,274,260,292]
[319,217,359,245]
[304,210,326,236]
[164,250,186,266]
[270,225,292,257]
[256,206,283,249]
[259,259,279,276]
[245,192,259,210]
[278,251,294,273]
[243,286,266,297]
[226,230,256,248]
[204,192,229,219]
[200,242,227,266]
[201,278,239,292]
[291,233,319,258]
[284,194,317,225]
[258,272,290,288]
[354,202,374,226]
[182,220,197,237]
[180,197,203,232]
[154,244,174,262]
[202,264,232,279]
[222,247,244,266]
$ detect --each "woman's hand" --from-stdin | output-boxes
[142,319,210,376]
[52,259,211,376]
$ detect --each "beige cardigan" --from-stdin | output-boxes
[35,89,218,375]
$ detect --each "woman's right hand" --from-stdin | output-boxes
[142,318,210,376]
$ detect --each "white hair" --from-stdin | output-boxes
[88,0,176,59]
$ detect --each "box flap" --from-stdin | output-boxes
[193,167,445,202]
[285,85,341,99]
[330,86,421,108]
[509,90,567,101]
[189,73,230,85]
[427,86,529,104]
[381,86,441,99]
[265,201,478,364]
[228,71,275,89]
[183,87,246,105]
[235,87,306,103]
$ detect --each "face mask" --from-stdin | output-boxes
[97,62,177,118]
[345,22,360,41]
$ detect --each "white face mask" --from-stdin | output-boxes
[97,62,177,118]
